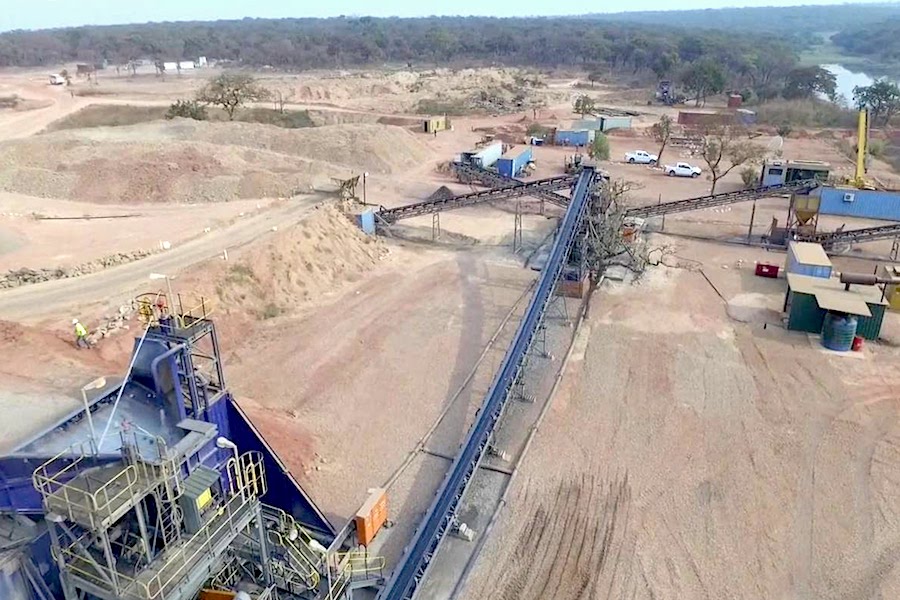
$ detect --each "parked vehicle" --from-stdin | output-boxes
[664,162,702,178]
[624,150,658,165]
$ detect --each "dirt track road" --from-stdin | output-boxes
[0,196,324,323]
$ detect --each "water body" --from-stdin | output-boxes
[820,64,894,104]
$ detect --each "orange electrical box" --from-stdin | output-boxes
[199,591,235,600]
[355,488,388,547]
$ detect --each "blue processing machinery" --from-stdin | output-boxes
[0,297,385,600]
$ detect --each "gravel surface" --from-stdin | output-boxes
[463,264,900,599]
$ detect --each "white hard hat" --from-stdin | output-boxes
[72,318,79,324]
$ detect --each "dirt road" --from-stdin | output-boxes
[0,196,324,323]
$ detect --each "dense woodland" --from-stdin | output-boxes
[832,19,900,62]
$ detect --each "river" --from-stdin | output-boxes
[820,63,898,103]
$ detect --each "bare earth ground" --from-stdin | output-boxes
[463,238,900,600]
[2,65,900,598]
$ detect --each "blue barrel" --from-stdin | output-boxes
[822,312,858,351]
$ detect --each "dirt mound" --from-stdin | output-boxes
[0,120,431,203]
[181,205,388,324]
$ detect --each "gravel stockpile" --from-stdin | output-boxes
[0,120,430,204]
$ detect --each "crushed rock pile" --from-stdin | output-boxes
[1,250,156,289]
[182,205,389,320]
[0,121,430,204]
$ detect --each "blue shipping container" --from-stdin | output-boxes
[818,187,900,221]
[555,130,593,147]
[786,241,833,279]
[496,146,533,178]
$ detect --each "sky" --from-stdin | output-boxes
[0,0,886,33]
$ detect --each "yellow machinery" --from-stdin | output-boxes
[850,109,876,190]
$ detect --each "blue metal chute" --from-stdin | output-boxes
[377,167,597,600]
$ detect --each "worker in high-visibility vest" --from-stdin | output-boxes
[72,318,89,349]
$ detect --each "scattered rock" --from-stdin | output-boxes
[0,249,157,289]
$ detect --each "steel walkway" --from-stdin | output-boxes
[376,174,576,223]
[376,167,597,600]
[625,179,820,219]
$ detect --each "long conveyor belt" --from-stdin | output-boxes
[805,221,900,247]
[376,167,597,600]
[453,162,570,207]
[377,173,576,223]
[625,178,820,218]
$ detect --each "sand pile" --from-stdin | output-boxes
[182,205,388,321]
[0,121,430,204]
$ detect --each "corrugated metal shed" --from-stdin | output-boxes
[786,242,832,279]
[818,187,900,221]
[785,273,888,339]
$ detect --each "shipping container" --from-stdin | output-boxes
[496,146,533,178]
[423,115,450,133]
[554,129,593,147]
[571,116,633,132]
[786,242,832,279]
[676,111,733,127]
[355,488,388,547]
[461,142,503,168]
[818,187,900,221]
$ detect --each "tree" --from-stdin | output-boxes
[587,70,604,88]
[166,99,208,120]
[699,125,765,195]
[648,115,674,164]
[590,133,610,160]
[573,94,596,117]
[272,88,295,113]
[197,73,271,120]
[782,66,837,101]
[853,79,900,126]
[680,59,726,106]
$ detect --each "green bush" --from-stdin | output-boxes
[740,166,760,188]
[869,138,887,158]
[590,133,610,160]
[166,99,208,121]
[526,123,550,137]
[755,99,857,129]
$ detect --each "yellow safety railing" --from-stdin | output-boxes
[33,447,140,527]
[226,451,267,499]
[60,472,262,600]
[121,432,184,502]
[339,551,386,575]
[134,292,215,330]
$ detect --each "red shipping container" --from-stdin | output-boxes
[755,263,779,278]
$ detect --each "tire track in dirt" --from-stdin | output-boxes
[487,472,632,600]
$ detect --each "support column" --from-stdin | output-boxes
[47,520,78,600]
[255,505,273,586]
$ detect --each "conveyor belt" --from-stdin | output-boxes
[377,174,576,223]
[376,167,597,600]
[625,179,820,218]
[453,162,570,207]
[806,222,900,246]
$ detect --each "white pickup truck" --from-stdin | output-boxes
[664,162,702,178]
[624,150,658,165]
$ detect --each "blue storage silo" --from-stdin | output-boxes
[822,312,858,351]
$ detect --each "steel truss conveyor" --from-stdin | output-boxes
[805,222,900,247]
[625,179,820,219]
[453,162,570,207]
[376,167,598,600]
[377,173,576,223]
